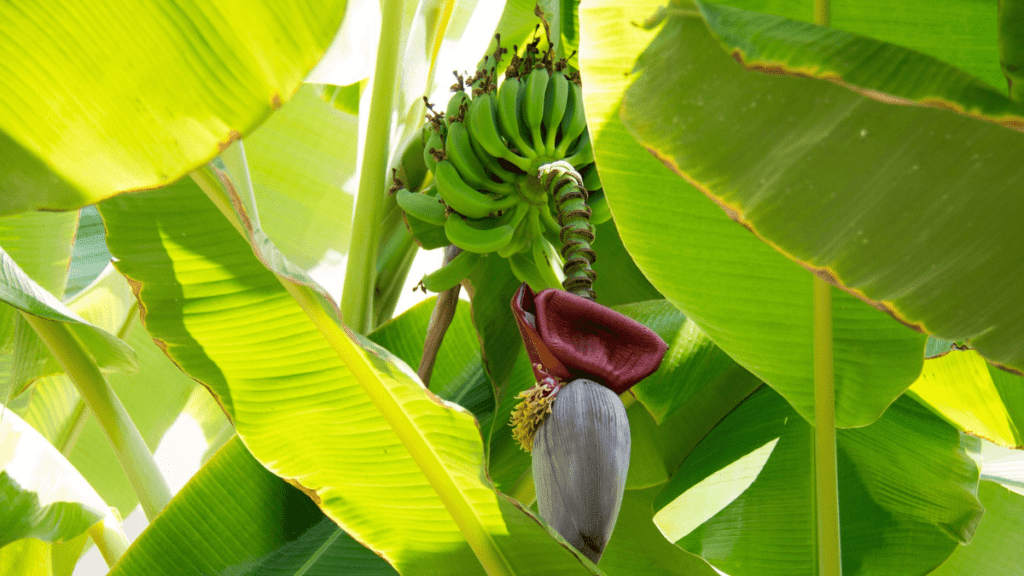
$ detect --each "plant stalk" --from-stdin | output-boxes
[813,276,841,576]
[87,514,130,567]
[20,313,172,522]
[341,0,406,334]
[417,245,462,388]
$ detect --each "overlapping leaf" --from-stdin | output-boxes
[656,388,983,576]
[619,5,1024,373]
[0,407,109,548]
[0,0,347,215]
[110,437,394,576]
[99,171,600,574]
[579,0,927,428]
[908,350,1024,449]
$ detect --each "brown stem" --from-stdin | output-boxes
[417,245,462,387]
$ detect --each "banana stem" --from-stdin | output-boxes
[813,276,842,576]
[88,514,130,567]
[341,0,405,334]
[20,313,172,522]
[537,161,597,300]
[418,245,462,387]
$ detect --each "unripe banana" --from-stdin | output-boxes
[497,206,533,258]
[400,133,428,192]
[533,378,630,564]
[580,163,602,192]
[435,160,518,219]
[446,91,471,123]
[497,77,536,158]
[467,93,532,171]
[565,129,594,167]
[444,201,529,253]
[523,68,549,155]
[508,251,549,291]
[446,121,515,195]
[554,81,588,158]
[529,210,564,290]
[423,130,444,174]
[542,72,570,156]
[421,249,482,292]
[396,188,446,226]
[587,188,612,225]
[469,130,520,185]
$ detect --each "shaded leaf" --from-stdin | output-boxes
[621,5,1024,372]
[656,388,983,576]
[928,481,1024,576]
[580,0,926,428]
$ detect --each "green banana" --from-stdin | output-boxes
[446,121,514,195]
[469,128,519,184]
[554,81,587,158]
[528,209,564,289]
[445,202,529,253]
[396,188,446,226]
[523,68,549,155]
[565,129,594,167]
[508,251,550,292]
[421,249,482,292]
[497,205,535,258]
[580,163,602,192]
[423,130,444,174]
[539,203,562,238]
[435,160,518,219]
[446,91,471,123]
[542,72,570,156]
[588,187,612,225]
[497,77,536,158]
[466,93,531,172]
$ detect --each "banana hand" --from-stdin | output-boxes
[522,68,548,156]
[435,160,518,219]
[445,202,529,253]
[554,81,587,158]
[497,77,536,159]
[446,121,515,195]
[542,72,570,156]
[396,188,446,226]
[467,93,531,172]
[421,249,482,292]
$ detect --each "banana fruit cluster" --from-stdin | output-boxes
[396,41,610,293]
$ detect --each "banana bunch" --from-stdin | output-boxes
[396,36,611,293]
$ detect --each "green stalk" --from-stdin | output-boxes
[341,0,406,334]
[814,0,830,27]
[87,515,130,567]
[813,276,841,576]
[20,313,172,522]
[998,0,1024,101]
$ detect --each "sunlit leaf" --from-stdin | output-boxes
[0,0,347,215]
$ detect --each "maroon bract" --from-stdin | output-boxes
[509,283,668,451]
[512,283,667,394]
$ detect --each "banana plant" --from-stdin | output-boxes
[2,0,1024,575]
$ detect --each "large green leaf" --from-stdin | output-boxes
[0,0,347,216]
[619,5,1024,373]
[589,219,663,307]
[100,171,601,574]
[110,436,394,576]
[0,406,109,548]
[928,481,1024,576]
[581,1,925,426]
[654,388,983,576]
[708,0,1003,89]
[908,350,1024,449]
[579,0,927,428]
[64,206,112,300]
